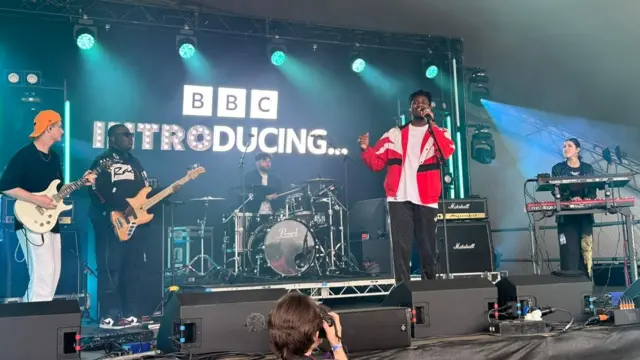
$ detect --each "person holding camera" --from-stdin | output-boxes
[268,293,347,360]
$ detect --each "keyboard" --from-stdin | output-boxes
[525,197,636,212]
[536,173,632,192]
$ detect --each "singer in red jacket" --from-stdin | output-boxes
[359,90,455,283]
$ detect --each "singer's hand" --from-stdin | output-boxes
[420,108,436,126]
[358,133,370,150]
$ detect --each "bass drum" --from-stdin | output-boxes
[247,219,317,277]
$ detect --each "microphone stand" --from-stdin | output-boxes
[426,115,452,278]
[237,137,252,276]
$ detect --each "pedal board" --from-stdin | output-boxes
[488,320,549,336]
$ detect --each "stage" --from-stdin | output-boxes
[79,323,640,360]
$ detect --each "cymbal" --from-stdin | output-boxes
[304,177,335,183]
[229,184,277,194]
[191,196,226,201]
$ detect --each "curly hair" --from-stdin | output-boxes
[268,293,324,359]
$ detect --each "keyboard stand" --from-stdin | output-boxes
[529,207,637,285]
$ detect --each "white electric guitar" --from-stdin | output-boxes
[14,159,113,233]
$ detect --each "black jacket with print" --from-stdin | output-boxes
[88,148,149,218]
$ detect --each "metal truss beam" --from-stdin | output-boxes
[469,106,640,195]
[0,0,463,54]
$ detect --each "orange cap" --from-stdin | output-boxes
[29,110,62,138]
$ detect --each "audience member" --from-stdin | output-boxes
[268,293,347,360]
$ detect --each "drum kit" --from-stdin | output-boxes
[220,177,354,280]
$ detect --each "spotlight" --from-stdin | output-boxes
[267,42,287,66]
[6,71,20,84]
[467,68,490,107]
[177,35,197,59]
[422,56,439,79]
[74,25,96,50]
[470,124,496,164]
[349,52,366,73]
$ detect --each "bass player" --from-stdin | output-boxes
[0,110,95,302]
[89,124,180,328]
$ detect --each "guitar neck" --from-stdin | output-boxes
[143,176,189,210]
[52,166,104,202]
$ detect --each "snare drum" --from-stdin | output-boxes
[247,219,317,277]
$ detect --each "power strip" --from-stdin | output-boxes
[488,320,550,336]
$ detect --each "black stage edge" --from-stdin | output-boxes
[344,325,640,360]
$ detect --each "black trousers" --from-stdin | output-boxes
[557,215,593,276]
[388,201,439,283]
[92,217,147,319]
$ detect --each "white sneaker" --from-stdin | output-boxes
[99,317,116,329]
[121,316,139,327]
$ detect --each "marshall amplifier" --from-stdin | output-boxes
[437,197,488,220]
[411,220,494,275]
[436,220,493,274]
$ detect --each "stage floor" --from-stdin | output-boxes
[80,322,640,360]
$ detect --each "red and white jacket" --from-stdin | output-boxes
[361,124,456,205]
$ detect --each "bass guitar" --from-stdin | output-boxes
[14,159,113,233]
[111,166,205,241]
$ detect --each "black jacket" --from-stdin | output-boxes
[89,148,150,218]
[551,160,596,224]
[243,169,283,213]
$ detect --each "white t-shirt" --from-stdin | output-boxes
[387,124,438,208]
[258,172,273,214]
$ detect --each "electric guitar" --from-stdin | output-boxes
[13,159,114,233]
[111,166,205,241]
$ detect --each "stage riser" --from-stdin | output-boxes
[0,300,81,360]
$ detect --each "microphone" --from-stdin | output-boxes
[245,313,267,332]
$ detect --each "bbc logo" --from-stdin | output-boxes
[182,85,279,120]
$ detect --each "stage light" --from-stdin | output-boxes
[7,72,19,84]
[470,124,496,164]
[177,35,197,59]
[26,73,38,85]
[467,68,490,107]
[74,26,96,50]
[349,51,366,73]
[425,65,439,79]
[271,50,286,66]
[422,54,439,79]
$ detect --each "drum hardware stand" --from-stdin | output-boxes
[236,136,252,275]
[187,199,218,276]
[223,193,254,273]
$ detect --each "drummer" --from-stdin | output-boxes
[243,152,283,217]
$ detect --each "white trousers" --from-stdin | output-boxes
[16,229,62,302]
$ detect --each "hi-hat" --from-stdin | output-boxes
[304,177,335,183]
[191,196,226,201]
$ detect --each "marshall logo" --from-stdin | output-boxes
[453,243,475,250]
[448,203,471,210]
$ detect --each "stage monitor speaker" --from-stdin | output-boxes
[496,275,592,322]
[333,307,411,353]
[0,300,81,360]
[157,288,287,355]
[381,278,497,338]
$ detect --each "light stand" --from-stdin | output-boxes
[426,116,452,278]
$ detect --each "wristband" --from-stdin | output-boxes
[331,343,343,352]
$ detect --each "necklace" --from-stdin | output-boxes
[38,151,51,162]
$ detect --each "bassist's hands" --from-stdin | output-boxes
[32,195,56,209]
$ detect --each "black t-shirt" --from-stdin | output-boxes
[0,143,63,233]
[551,161,597,200]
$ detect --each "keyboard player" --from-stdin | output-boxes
[551,138,596,278]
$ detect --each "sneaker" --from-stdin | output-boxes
[120,316,139,328]
[99,317,116,329]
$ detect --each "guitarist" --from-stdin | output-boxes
[0,110,96,302]
[88,124,179,329]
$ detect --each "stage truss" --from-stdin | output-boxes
[203,278,397,299]
[468,106,640,195]
[0,0,462,54]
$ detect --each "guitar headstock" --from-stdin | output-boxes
[97,158,115,173]
[187,166,206,180]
